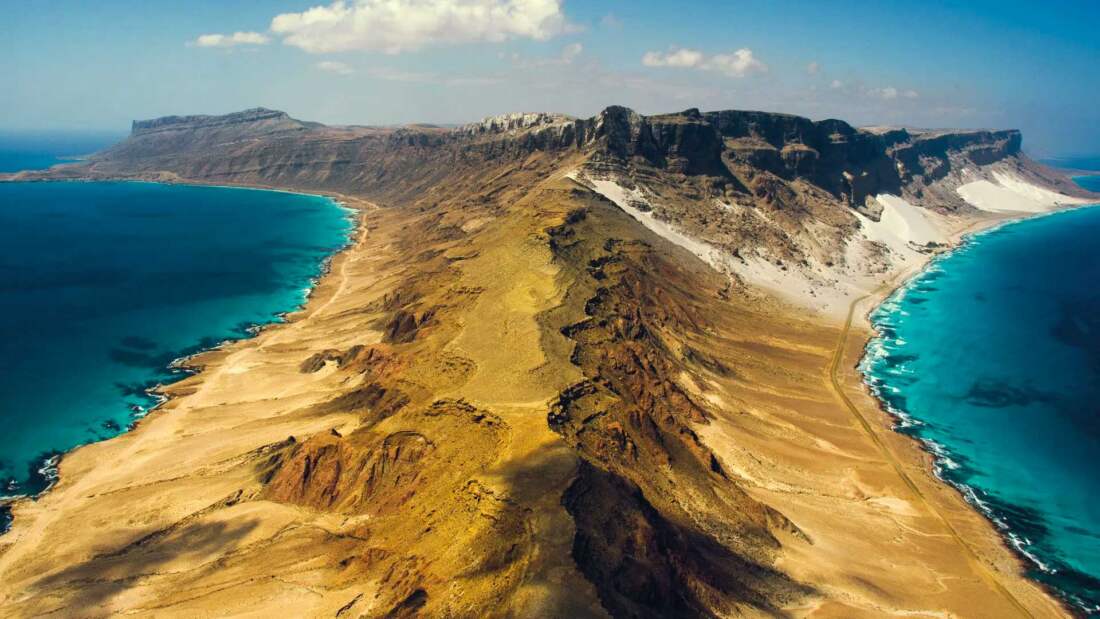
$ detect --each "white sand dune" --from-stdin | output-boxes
[855,194,946,262]
[874,194,945,245]
[958,171,1087,213]
[586,177,729,270]
[581,174,859,315]
[579,173,1085,321]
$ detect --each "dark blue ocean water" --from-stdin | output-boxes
[1041,153,1100,196]
[863,203,1100,613]
[0,132,122,173]
[1041,155,1100,173]
[0,181,352,507]
[1075,174,1100,193]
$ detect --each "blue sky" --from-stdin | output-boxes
[3,0,1098,156]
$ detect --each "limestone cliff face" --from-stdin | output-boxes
[129,107,314,136]
[460,107,1034,206]
[63,105,1061,213]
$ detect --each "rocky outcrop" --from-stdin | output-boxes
[381,308,435,344]
[298,345,367,373]
[263,428,436,512]
[461,112,575,136]
[25,105,1064,216]
[453,106,1038,208]
[889,128,1022,186]
[129,107,314,137]
[546,203,811,617]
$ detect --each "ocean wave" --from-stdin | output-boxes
[861,308,1061,591]
[32,453,61,496]
[924,439,960,472]
[920,454,1060,579]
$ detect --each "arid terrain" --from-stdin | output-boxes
[0,107,1094,617]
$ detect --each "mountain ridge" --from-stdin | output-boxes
[9,105,1093,317]
[0,104,1089,618]
[18,105,1088,209]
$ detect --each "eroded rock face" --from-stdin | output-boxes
[890,128,1022,184]
[299,345,367,373]
[130,107,309,136]
[461,112,575,136]
[381,309,434,344]
[56,105,1033,214]
[546,204,811,617]
[263,428,435,513]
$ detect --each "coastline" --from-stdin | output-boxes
[0,169,1086,616]
[849,201,1100,616]
[0,179,366,531]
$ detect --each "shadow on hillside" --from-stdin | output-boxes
[24,518,259,615]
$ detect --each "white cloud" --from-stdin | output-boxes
[806,61,820,75]
[642,48,704,69]
[828,80,919,103]
[600,13,622,30]
[560,42,583,64]
[707,50,768,77]
[190,31,270,48]
[316,60,355,75]
[641,47,767,78]
[270,0,574,54]
[365,66,502,86]
[866,86,918,100]
[873,86,899,100]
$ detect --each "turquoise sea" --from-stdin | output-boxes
[0,160,352,533]
[863,187,1100,613]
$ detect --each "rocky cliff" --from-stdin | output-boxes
[129,107,316,136]
[35,106,1083,211]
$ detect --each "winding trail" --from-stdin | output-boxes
[826,288,1035,618]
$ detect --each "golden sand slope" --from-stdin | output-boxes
[0,169,1068,617]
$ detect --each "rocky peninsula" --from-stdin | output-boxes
[0,106,1094,617]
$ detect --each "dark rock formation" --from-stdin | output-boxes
[45,106,1039,211]
[13,104,1084,235]
[546,196,812,617]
